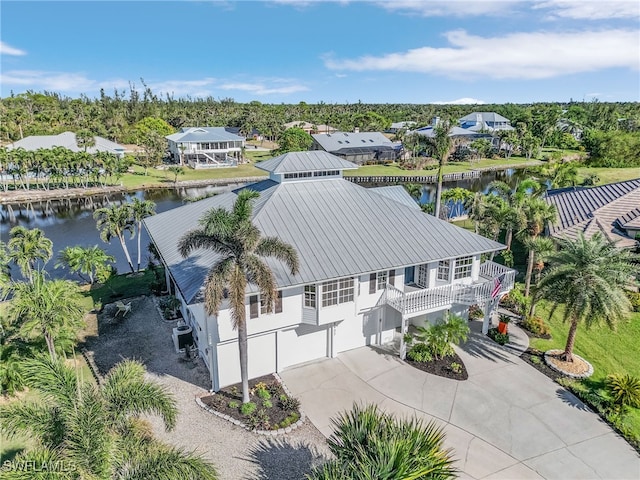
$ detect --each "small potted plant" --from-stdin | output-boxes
[498,314,511,334]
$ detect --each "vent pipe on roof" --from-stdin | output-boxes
[354,127,360,133]
[431,117,440,126]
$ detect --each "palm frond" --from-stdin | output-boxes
[256,236,300,275]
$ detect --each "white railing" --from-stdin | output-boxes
[387,262,516,316]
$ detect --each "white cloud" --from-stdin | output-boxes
[432,97,487,104]
[0,41,26,56]
[218,82,309,95]
[533,0,640,20]
[147,78,217,98]
[324,29,639,80]
[376,0,520,17]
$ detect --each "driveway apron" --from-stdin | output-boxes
[279,326,640,480]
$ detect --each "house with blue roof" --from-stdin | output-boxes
[144,151,515,390]
[166,127,245,168]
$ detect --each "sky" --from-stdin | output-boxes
[1,0,639,104]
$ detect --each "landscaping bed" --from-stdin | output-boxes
[406,352,468,381]
[199,375,302,432]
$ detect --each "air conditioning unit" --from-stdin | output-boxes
[172,324,193,353]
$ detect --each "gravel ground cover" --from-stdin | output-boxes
[84,295,331,479]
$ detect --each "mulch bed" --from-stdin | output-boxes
[200,375,301,430]
[520,348,566,382]
[406,352,469,381]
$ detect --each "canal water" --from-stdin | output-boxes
[0,168,532,279]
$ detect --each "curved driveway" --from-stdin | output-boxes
[279,325,640,479]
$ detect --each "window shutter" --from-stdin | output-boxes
[369,273,376,294]
[249,295,258,319]
[389,269,395,286]
[275,291,283,314]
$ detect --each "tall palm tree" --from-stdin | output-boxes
[55,245,115,284]
[130,198,156,272]
[519,198,557,296]
[308,403,456,480]
[178,189,299,403]
[7,226,53,283]
[0,357,218,479]
[429,122,458,219]
[94,203,136,273]
[10,271,85,361]
[534,233,638,362]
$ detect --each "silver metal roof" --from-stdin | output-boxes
[458,112,511,123]
[368,186,422,210]
[311,131,394,153]
[256,151,357,174]
[165,127,244,143]
[145,177,505,304]
[7,132,125,154]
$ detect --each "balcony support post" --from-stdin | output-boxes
[399,315,408,360]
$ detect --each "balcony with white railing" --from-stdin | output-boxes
[386,261,516,317]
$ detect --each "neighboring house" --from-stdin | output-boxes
[458,112,514,133]
[311,131,401,164]
[165,127,245,168]
[144,151,515,391]
[283,121,337,134]
[6,132,126,158]
[544,178,640,248]
[385,121,417,134]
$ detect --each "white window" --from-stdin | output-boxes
[376,271,387,290]
[437,260,450,281]
[322,277,354,307]
[304,285,316,308]
[417,264,429,287]
[454,256,473,279]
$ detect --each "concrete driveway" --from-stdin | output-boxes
[279,326,640,480]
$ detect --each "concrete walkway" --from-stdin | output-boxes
[280,324,640,480]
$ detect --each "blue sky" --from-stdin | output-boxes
[1,0,639,104]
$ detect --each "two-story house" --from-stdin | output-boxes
[165,127,245,168]
[144,151,515,391]
[310,131,401,164]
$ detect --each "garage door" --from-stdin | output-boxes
[217,332,276,388]
[278,324,328,370]
[334,315,368,354]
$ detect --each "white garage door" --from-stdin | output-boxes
[217,332,276,388]
[334,315,368,354]
[278,324,328,370]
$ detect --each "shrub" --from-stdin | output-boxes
[247,408,271,430]
[240,401,257,416]
[256,388,271,400]
[499,283,529,316]
[279,394,301,412]
[522,315,551,336]
[412,313,470,360]
[468,304,483,319]
[228,400,240,409]
[262,399,273,408]
[606,374,640,412]
[266,381,284,396]
[407,343,433,363]
[487,327,510,345]
[626,291,640,312]
[450,362,462,374]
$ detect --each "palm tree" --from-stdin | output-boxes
[308,403,456,480]
[55,245,115,284]
[130,198,156,272]
[10,271,85,361]
[94,203,136,273]
[178,189,299,403]
[519,198,557,296]
[0,241,11,298]
[534,233,638,362]
[429,122,458,219]
[7,226,53,283]
[403,183,422,202]
[0,357,218,479]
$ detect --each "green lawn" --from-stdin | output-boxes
[530,304,640,439]
[577,167,640,185]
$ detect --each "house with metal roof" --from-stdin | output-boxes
[458,112,514,133]
[166,127,245,168]
[544,178,640,248]
[144,150,515,390]
[283,121,337,134]
[6,132,126,157]
[311,131,401,164]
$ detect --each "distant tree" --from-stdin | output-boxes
[168,165,185,183]
[275,127,313,154]
[403,183,423,202]
[130,198,156,272]
[352,111,391,132]
[469,138,492,161]
[76,129,96,152]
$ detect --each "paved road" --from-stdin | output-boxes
[280,325,640,480]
